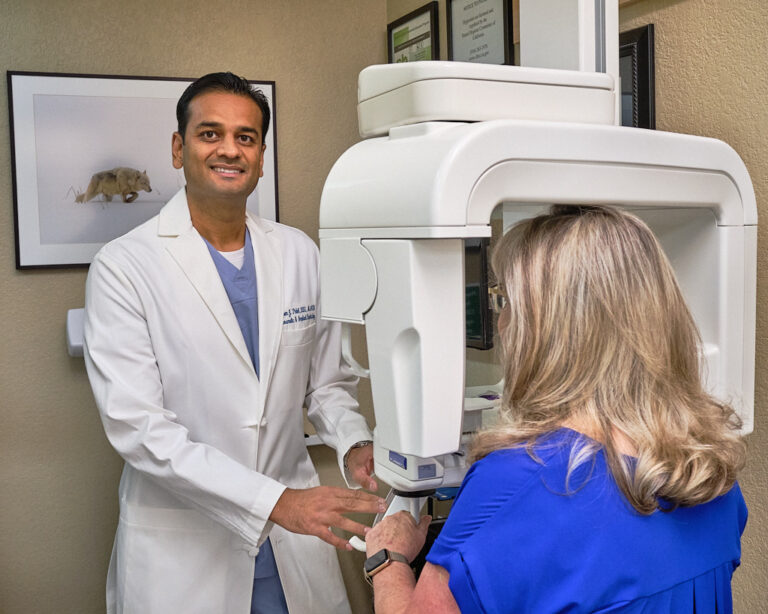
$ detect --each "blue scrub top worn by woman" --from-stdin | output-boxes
[426,428,747,614]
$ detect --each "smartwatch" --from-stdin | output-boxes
[363,549,410,585]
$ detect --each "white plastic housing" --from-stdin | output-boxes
[518,0,620,122]
[66,308,85,357]
[321,60,756,492]
[357,62,616,137]
[320,118,757,477]
[320,120,756,234]
[362,239,466,460]
[519,0,618,78]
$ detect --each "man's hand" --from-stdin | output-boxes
[346,443,378,491]
[269,486,386,550]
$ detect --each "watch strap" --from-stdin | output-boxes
[364,549,410,585]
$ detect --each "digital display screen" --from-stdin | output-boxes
[465,238,493,350]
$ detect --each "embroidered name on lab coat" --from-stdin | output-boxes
[283,304,316,325]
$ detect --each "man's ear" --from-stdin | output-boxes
[171,132,184,169]
[259,143,266,178]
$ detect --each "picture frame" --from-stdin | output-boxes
[7,71,278,269]
[388,1,440,63]
[447,0,515,65]
[619,24,655,129]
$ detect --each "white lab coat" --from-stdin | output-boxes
[84,189,372,614]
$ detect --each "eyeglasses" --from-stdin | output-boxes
[488,285,507,314]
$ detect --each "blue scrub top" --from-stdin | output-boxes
[426,428,747,613]
[204,228,260,377]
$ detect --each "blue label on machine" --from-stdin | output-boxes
[418,464,437,479]
[389,451,408,470]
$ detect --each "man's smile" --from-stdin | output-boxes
[211,164,245,176]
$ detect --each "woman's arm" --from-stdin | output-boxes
[373,561,460,614]
[365,511,461,614]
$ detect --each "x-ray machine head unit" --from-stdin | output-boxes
[318,1,756,520]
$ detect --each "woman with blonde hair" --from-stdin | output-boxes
[365,205,747,613]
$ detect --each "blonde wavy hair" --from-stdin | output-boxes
[472,205,746,514]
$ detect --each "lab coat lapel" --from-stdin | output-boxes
[246,214,282,404]
[159,190,256,375]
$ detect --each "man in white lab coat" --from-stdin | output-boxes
[84,72,384,614]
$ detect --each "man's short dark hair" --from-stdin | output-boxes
[176,72,271,143]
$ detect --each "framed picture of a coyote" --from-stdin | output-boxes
[7,71,278,269]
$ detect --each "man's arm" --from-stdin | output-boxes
[86,250,384,550]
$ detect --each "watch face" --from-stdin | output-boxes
[364,549,389,573]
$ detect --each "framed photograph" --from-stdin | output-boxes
[388,2,440,63]
[7,71,278,269]
[619,24,655,129]
[447,0,514,65]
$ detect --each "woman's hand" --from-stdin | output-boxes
[366,511,432,561]
[365,511,459,614]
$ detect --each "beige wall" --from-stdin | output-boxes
[0,1,385,612]
[2,0,766,612]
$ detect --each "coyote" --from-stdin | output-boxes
[75,167,152,203]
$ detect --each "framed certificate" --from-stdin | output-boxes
[447,0,514,65]
[388,2,440,63]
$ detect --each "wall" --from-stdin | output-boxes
[385,0,768,610]
[0,1,385,612]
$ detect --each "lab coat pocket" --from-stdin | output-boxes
[280,322,316,347]
[117,505,232,613]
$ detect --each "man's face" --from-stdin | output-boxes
[171,91,266,205]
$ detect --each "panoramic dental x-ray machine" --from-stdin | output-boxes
[318,0,757,547]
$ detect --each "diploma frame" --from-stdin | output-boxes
[387,2,440,63]
[7,71,278,269]
[447,0,515,65]
[619,24,656,129]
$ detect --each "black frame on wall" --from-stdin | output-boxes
[619,24,655,129]
[387,2,440,63]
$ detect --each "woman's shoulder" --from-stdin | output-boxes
[426,430,576,571]
[468,428,578,482]
[448,429,577,519]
